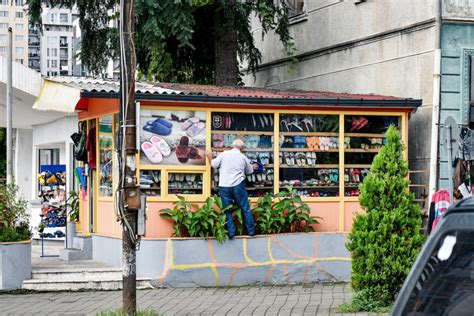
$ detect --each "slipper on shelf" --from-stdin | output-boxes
[147,118,173,129]
[141,141,163,164]
[181,117,200,131]
[150,136,171,157]
[188,147,202,160]
[176,136,190,163]
[187,122,205,137]
[143,121,172,136]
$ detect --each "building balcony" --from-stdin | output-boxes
[28,41,40,47]
[28,53,40,58]
[59,42,68,48]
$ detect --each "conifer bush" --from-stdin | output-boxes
[346,125,425,308]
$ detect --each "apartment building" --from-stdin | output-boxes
[28,5,77,76]
[0,0,28,65]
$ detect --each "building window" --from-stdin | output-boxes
[47,36,57,45]
[51,59,57,68]
[15,11,23,18]
[47,59,50,67]
[0,0,7,5]
[0,23,8,29]
[0,11,8,17]
[14,35,23,42]
[15,23,23,30]
[0,34,6,41]
[15,0,23,6]
[0,46,6,53]
[59,13,68,23]
[15,58,23,64]
[15,47,23,54]
[51,47,57,57]
[50,13,57,23]
[286,0,306,17]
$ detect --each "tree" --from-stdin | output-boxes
[346,125,425,307]
[28,0,293,85]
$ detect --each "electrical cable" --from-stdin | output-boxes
[114,0,140,250]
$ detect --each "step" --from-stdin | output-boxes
[22,278,153,291]
[31,267,123,281]
[60,247,92,261]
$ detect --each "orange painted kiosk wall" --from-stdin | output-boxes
[75,97,413,240]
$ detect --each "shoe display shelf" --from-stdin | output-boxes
[36,165,67,241]
[211,112,275,198]
[343,116,400,197]
[140,170,161,197]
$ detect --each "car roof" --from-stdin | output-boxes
[444,196,474,216]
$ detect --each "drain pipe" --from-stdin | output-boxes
[428,0,442,201]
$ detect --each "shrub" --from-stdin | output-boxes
[346,125,425,308]
[0,183,31,242]
[160,195,229,243]
[161,188,319,241]
[253,187,319,234]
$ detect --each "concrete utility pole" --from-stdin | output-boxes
[119,0,139,313]
[6,27,13,185]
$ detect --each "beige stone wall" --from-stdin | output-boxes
[0,3,29,65]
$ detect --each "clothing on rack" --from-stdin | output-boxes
[86,126,96,169]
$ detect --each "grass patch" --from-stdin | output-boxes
[96,309,161,316]
[338,289,391,313]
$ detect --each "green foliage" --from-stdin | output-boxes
[161,188,319,241]
[346,125,425,308]
[66,191,80,222]
[0,183,31,242]
[338,288,391,313]
[253,187,319,234]
[27,0,293,83]
[160,195,229,243]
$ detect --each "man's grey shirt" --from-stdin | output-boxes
[211,148,253,187]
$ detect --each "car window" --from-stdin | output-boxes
[403,230,474,315]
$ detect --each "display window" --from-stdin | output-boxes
[279,114,339,197]
[211,112,274,197]
[168,172,204,195]
[98,115,113,197]
[140,170,161,197]
[91,107,406,202]
[140,109,206,166]
[343,115,401,197]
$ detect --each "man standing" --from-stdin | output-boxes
[206,139,257,238]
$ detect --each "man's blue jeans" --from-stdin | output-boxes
[218,180,255,238]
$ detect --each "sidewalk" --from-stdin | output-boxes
[0,283,387,316]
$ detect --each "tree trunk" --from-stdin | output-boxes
[214,0,239,86]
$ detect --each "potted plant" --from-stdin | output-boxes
[65,190,79,249]
[0,183,32,291]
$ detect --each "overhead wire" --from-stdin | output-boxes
[114,0,140,249]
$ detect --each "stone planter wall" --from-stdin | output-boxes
[0,240,31,291]
[93,232,351,287]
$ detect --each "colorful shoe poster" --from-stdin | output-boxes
[140,109,206,165]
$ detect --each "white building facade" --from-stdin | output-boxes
[28,5,77,76]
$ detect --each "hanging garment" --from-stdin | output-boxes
[459,127,474,160]
[429,189,451,234]
[86,126,96,169]
[453,158,468,189]
[71,121,88,162]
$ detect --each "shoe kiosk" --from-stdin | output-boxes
[67,87,417,237]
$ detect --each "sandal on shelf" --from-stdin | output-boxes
[176,136,190,163]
